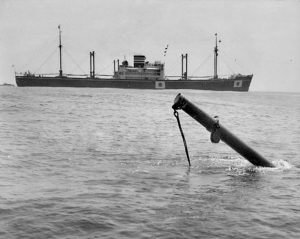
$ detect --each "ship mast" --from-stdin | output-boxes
[58,25,63,77]
[214,33,219,79]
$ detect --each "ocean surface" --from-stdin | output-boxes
[0,87,299,239]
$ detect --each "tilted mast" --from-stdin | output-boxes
[58,25,63,77]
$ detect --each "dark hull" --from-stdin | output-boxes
[16,75,252,91]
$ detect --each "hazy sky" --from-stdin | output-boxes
[0,0,299,91]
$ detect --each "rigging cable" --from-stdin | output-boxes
[99,61,116,74]
[63,47,87,74]
[219,55,235,75]
[19,36,57,71]
[191,54,213,77]
[221,46,246,73]
[68,55,89,74]
[33,48,58,74]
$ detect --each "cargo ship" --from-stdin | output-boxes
[15,27,252,91]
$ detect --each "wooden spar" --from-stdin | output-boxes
[172,93,274,167]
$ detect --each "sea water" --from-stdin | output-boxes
[0,87,299,238]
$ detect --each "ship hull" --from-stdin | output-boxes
[16,75,252,91]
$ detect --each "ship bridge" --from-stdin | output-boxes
[115,55,165,80]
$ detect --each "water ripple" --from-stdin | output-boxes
[0,88,299,238]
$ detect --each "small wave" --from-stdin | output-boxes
[251,159,293,173]
[227,159,293,176]
[78,94,93,98]
[197,154,250,168]
[0,208,14,215]
[62,218,115,233]
[272,159,293,169]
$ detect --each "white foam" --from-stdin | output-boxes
[224,158,294,176]
[272,159,293,169]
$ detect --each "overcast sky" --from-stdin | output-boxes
[0,0,299,92]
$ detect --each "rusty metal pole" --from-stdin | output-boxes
[172,93,274,167]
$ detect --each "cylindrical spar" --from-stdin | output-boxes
[172,93,274,167]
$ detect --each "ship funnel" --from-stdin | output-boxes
[134,55,146,68]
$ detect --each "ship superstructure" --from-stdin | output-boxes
[114,55,165,81]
